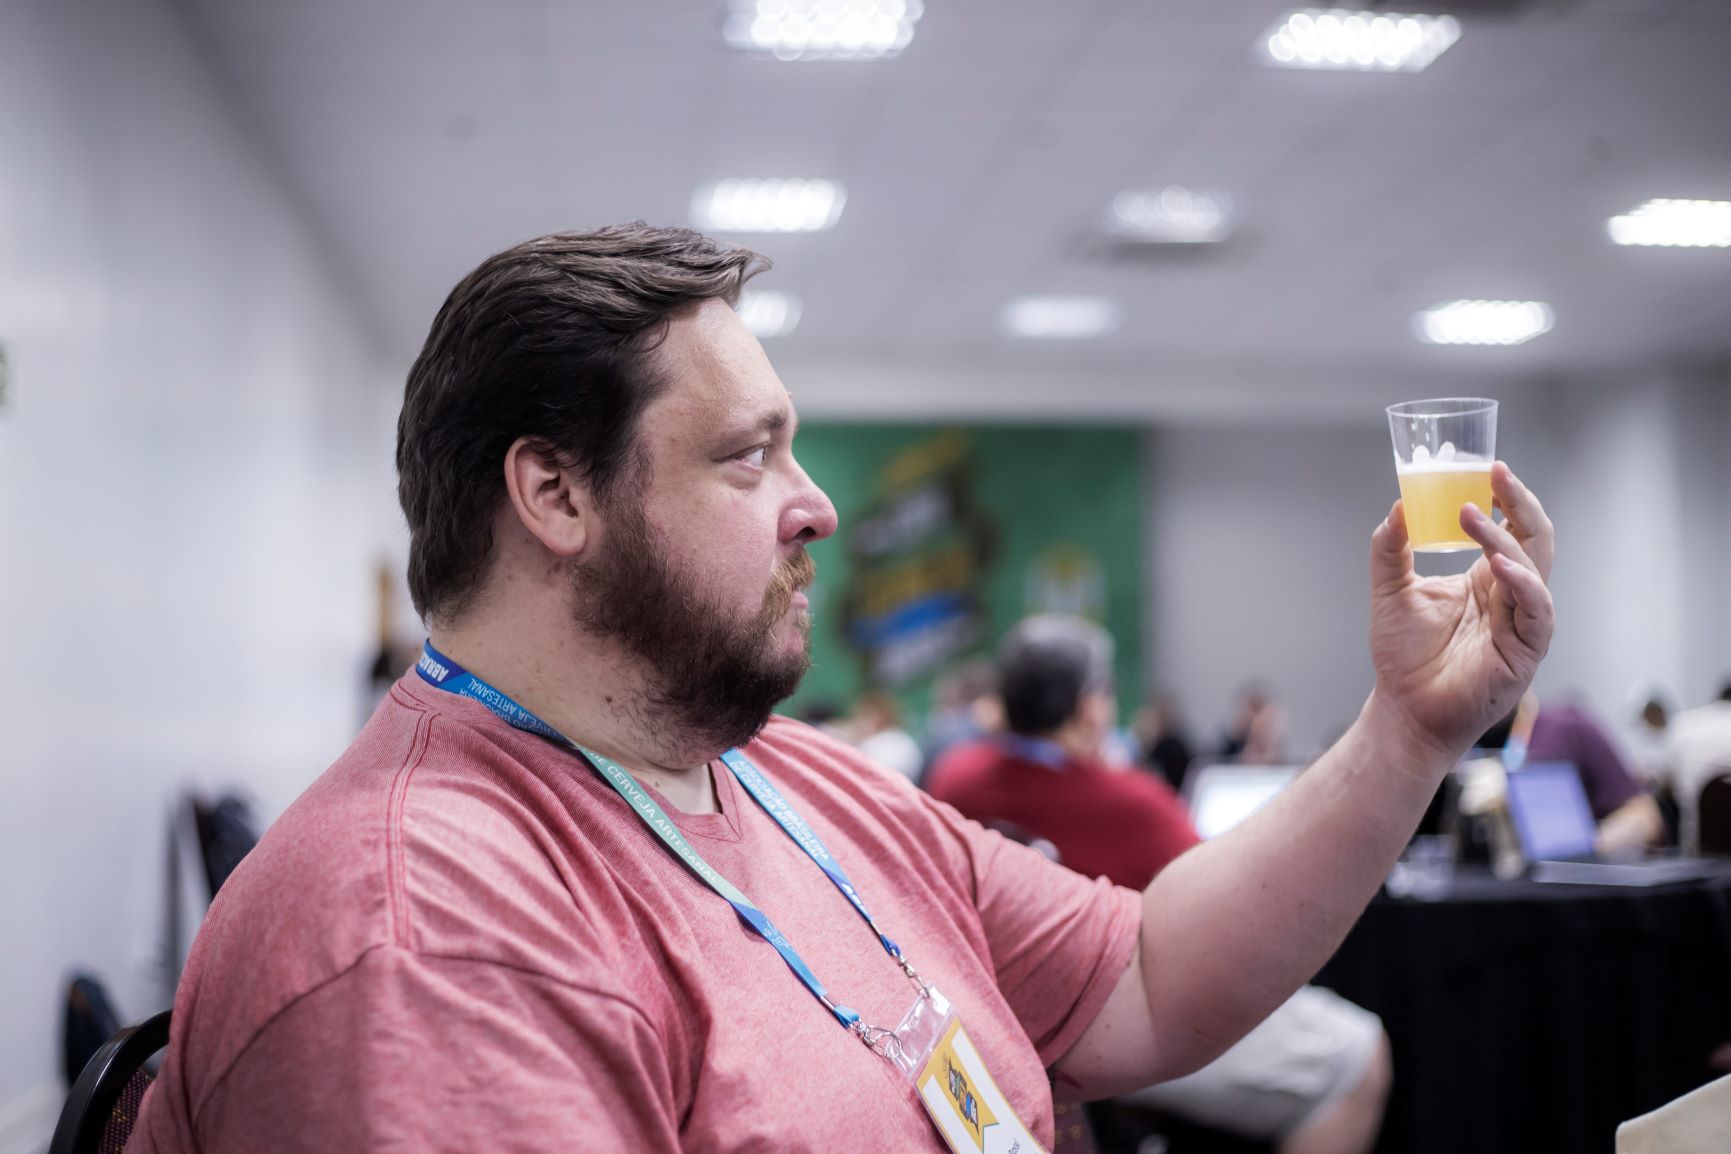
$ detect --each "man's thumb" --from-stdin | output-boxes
[1370,500,1412,589]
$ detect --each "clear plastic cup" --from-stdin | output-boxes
[1386,398,1498,553]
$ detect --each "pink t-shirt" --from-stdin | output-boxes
[131,673,1141,1152]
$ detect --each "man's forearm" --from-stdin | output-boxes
[1136,690,1459,1078]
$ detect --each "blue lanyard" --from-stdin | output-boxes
[414,642,919,1030]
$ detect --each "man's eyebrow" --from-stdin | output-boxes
[711,404,791,451]
[724,406,789,439]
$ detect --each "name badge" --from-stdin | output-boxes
[874,985,1047,1154]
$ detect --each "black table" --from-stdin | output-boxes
[1315,862,1731,1154]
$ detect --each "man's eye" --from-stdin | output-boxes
[739,446,768,468]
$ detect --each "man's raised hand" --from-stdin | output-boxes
[1366,461,1555,761]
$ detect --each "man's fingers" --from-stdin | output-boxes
[1490,462,1554,580]
[1491,551,1555,657]
[1461,502,1540,578]
[1370,500,1413,590]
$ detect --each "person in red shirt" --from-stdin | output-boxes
[929,615,1392,1154]
[131,224,1553,1153]
[925,684,1199,891]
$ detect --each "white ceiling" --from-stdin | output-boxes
[179,0,1731,413]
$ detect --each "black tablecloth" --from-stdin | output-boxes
[1315,862,1731,1154]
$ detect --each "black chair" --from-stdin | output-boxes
[1698,772,1731,855]
[49,1011,171,1154]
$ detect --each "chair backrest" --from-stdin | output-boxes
[1698,773,1731,856]
[49,1011,171,1154]
[61,975,122,1088]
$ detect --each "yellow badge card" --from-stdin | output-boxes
[916,1017,1047,1154]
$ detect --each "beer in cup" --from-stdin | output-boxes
[1386,398,1498,553]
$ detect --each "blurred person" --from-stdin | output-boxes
[1668,680,1731,851]
[794,698,848,737]
[929,616,1391,1154]
[846,689,924,782]
[923,656,1003,763]
[1221,683,1289,765]
[1479,690,1663,853]
[1131,693,1195,792]
[1622,685,1673,787]
[929,618,1199,887]
[131,224,1556,1153]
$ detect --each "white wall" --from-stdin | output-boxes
[1145,422,1397,762]
[0,0,394,1131]
[1534,374,1731,719]
[1145,377,1731,766]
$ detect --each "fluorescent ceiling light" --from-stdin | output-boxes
[1415,300,1553,346]
[693,179,846,233]
[737,290,802,338]
[1262,10,1460,72]
[1002,296,1120,340]
[1607,199,1731,248]
[1109,187,1235,244]
[723,0,923,61]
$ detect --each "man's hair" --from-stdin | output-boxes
[396,224,768,621]
[997,615,1116,736]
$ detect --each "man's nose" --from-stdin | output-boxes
[783,461,838,544]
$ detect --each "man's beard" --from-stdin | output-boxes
[571,498,816,754]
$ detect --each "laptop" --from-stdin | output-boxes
[1182,765,1300,840]
[1504,761,1719,886]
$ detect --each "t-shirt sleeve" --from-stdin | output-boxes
[925,795,1143,1067]
[189,946,679,1153]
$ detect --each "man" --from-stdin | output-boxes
[132,224,1555,1152]
[927,615,1390,1154]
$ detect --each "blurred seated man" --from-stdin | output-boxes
[1622,685,1673,788]
[924,657,1004,766]
[1479,690,1664,854]
[1131,693,1196,794]
[1220,683,1289,765]
[928,616,1392,1154]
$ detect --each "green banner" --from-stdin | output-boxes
[787,423,1144,734]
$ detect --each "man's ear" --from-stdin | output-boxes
[502,437,592,559]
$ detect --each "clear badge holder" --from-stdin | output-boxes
[859,983,1048,1154]
[864,983,955,1081]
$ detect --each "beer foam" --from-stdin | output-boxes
[1397,440,1491,474]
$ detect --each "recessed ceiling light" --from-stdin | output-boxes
[723,0,923,62]
[1001,296,1120,340]
[737,290,802,338]
[693,179,846,233]
[1108,187,1235,244]
[1607,199,1731,248]
[1262,10,1460,72]
[1414,300,1553,346]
